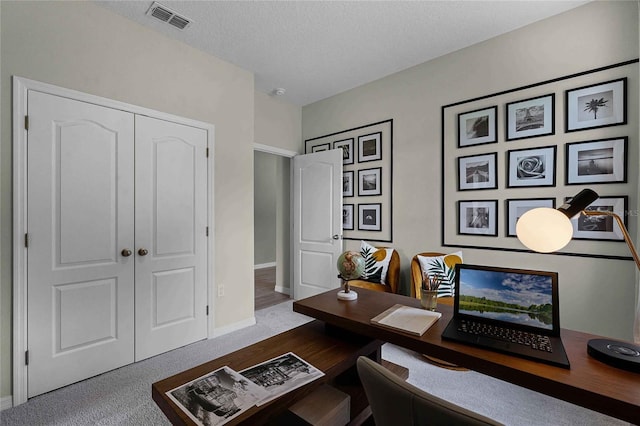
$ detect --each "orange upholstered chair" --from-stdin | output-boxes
[349,248,400,294]
[410,252,454,306]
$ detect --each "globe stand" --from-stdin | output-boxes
[337,277,358,301]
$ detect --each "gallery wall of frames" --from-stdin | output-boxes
[305,119,393,242]
[442,59,639,259]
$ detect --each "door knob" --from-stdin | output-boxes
[121,249,132,257]
[332,234,341,240]
[138,248,149,256]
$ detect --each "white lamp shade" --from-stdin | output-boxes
[516,207,574,253]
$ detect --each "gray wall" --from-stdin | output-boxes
[254,151,277,266]
[302,1,640,341]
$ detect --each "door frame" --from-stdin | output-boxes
[12,76,216,406]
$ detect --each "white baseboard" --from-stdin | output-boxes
[211,316,256,338]
[1,395,13,411]
[254,262,276,269]
[274,286,290,295]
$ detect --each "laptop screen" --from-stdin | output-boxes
[454,264,560,334]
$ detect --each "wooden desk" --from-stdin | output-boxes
[293,288,640,424]
[152,320,385,425]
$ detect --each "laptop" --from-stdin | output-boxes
[441,264,570,369]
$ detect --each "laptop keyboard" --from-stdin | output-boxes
[458,319,553,353]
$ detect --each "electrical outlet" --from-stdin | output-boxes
[218,286,224,297]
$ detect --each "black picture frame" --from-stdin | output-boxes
[358,167,382,196]
[342,171,354,197]
[457,106,498,147]
[565,137,627,185]
[358,203,381,231]
[507,145,556,188]
[458,200,498,236]
[311,143,330,153]
[342,204,354,230]
[505,198,555,237]
[457,152,498,191]
[358,132,382,163]
[565,78,627,132]
[506,94,555,141]
[566,196,628,241]
[333,138,354,165]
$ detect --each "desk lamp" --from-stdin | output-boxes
[516,188,640,373]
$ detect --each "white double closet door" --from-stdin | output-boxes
[26,91,208,397]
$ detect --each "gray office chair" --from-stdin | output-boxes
[357,356,503,426]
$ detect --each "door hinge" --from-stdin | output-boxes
[24,115,29,131]
[25,350,29,366]
[206,305,209,316]
[206,148,209,158]
[206,226,209,237]
[24,233,29,248]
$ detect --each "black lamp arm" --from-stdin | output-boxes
[581,210,640,271]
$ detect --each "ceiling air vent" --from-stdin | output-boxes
[146,2,192,30]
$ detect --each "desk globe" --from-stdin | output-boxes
[337,250,364,300]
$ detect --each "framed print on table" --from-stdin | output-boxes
[311,143,330,152]
[358,167,382,196]
[358,203,381,231]
[565,137,627,185]
[507,145,556,188]
[566,78,626,132]
[506,94,555,141]
[342,204,354,230]
[342,171,354,197]
[506,198,555,237]
[457,106,497,147]
[358,132,382,162]
[333,138,354,165]
[566,196,627,241]
[458,152,497,191]
[458,200,498,236]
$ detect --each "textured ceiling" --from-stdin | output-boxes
[96,1,588,106]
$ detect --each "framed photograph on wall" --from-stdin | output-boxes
[358,167,382,196]
[566,196,627,241]
[358,203,381,231]
[505,198,555,237]
[566,78,626,132]
[506,94,555,141]
[342,204,354,230]
[358,132,382,162]
[507,145,556,188]
[457,152,497,191]
[342,171,354,197]
[333,138,354,165]
[457,106,497,147]
[311,143,330,152]
[458,200,498,236]
[565,137,627,185]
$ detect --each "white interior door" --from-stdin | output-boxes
[134,116,208,361]
[27,91,135,397]
[292,149,343,300]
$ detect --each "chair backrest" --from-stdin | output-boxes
[410,252,445,298]
[356,356,503,426]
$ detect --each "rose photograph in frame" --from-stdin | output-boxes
[458,200,498,236]
[342,204,354,230]
[333,138,354,165]
[457,152,497,191]
[566,196,627,241]
[506,93,555,141]
[565,78,627,132]
[358,132,382,162]
[311,143,330,153]
[358,167,382,196]
[457,106,497,147]
[565,137,627,185]
[506,198,555,237]
[507,145,556,188]
[342,171,354,197]
[358,203,381,231]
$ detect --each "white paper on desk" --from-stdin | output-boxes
[371,304,442,336]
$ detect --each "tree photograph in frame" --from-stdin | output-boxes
[458,200,497,236]
[457,106,497,147]
[358,167,382,196]
[507,145,556,188]
[506,198,555,237]
[358,203,381,231]
[565,137,627,185]
[506,94,555,141]
[358,132,382,162]
[343,204,354,230]
[333,138,354,165]
[566,78,626,132]
[311,143,330,152]
[342,171,354,197]
[457,152,497,191]
[565,196,627,241]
